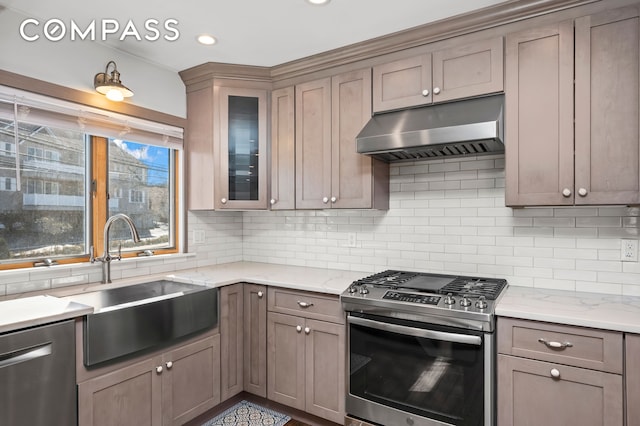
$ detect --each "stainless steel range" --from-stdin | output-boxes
[341,270,507,426]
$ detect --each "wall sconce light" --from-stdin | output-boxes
[94,61,134,102]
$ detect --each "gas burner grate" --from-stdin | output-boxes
[439,277,507,300]
[354,270,420,288]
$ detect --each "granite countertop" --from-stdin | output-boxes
[0,295,93,334]
[496,285,640,334]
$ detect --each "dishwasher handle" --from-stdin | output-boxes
[0,343,52,369]
[348,315,482,346]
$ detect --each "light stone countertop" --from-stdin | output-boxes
[0,295,93,334]
[496,286,640,334]
[167,261,367,295]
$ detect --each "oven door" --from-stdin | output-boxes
[347,313,493,426]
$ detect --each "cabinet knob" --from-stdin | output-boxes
[330,196,337,203]
[322,197,329,204]
[433,87,441,95]
[296,325,302,333]
[257,291,264,298]
[304,327,310,335]
[270,199,276,205]
[221,198,227,204]
[578,188,588,197]
[562,188,572,197]
[422,89,430,97]
[156,366,163,374]
[550,368,561,379]
[166,361,173,370]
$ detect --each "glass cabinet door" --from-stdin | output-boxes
[217,87,267,209]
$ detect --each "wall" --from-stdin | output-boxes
[243,155,640,297]
[0,8,186,117]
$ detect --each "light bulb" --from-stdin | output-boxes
[106,88,124,102]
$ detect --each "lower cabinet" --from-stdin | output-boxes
[243,283,268,397]
[220,283,244,400]
[78,334,221,426]
[627,334,640,426]
[267,311,345,423]
[497,317,623,426]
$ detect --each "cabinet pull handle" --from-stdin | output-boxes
[270,199,276,205]
[304,327,311,335]
[156,366,163,374]
[221,198,227,204]
[297,301,314,308]
[550,368,561,379]
[166,361,173,370]
[562,188,572,197]
[422,89,430,97]
[578,188,588,197]
[330,196,337,203]
[433,87,441,95]
[322,197,329,204]
[257,291,264,298]
[296,325,302,333]
[538,338,573,350]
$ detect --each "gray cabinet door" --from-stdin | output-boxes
[270,86,296,210]
[220,283,244,401]
[295,78,332,209]
[244,283,267,397]
[331,68,382,209]
[162,335,221,426]
[505,22,574,207]
[575,5,640,205]
[627,334,640,426]
[497,354,623,426]
[267,312,306,411]
[78,357,162,426]
[373,54,432,112]
[432,37,504,103]
[304,318,345,424]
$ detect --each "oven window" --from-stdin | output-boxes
[349,315,484,426]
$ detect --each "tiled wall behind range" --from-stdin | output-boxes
[243,155,640,297]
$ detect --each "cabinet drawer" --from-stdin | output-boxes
[497,317,622,374]
[267,287,344,324]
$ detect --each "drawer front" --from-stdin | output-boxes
[267,287,344,324]
[497,317,623,373]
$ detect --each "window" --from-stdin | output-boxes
[0,93,183,267]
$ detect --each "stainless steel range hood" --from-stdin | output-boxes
[356,94,504,162]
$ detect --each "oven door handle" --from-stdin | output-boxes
[348,316,482,346]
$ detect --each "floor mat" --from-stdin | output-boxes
[201,400,291,426]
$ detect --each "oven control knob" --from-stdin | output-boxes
[348,285,358,294]
[475,295,488,310]
[459,294,472,307]
[444,293,455,305]
[359,285,369,295]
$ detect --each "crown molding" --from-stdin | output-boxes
[269,0,598,82]
[179,62,272,87]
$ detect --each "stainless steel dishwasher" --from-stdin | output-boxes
[0,320,77,426]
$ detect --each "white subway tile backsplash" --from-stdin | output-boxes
[5,156,640,297]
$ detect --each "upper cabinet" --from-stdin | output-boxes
[296,69,389,209]
[372,37,504,113]
[506,6,640,207]
[216,86,268,209]
[183,70,270,211]
[270,86,296,210]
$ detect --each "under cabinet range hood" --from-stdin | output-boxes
[356,94,504,162]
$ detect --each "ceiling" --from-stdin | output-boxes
[3,0,511,72]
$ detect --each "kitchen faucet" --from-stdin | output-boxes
[91,213,141,283]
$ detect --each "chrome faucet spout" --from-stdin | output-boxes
[97,213,141,283]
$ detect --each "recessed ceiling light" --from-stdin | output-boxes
[197,34,217,45]
[306,0,331,5]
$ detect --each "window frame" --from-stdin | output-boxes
[0,86,184,270]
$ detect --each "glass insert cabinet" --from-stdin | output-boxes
[216,86,268,209]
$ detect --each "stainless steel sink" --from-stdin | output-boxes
[67,280,218,367]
